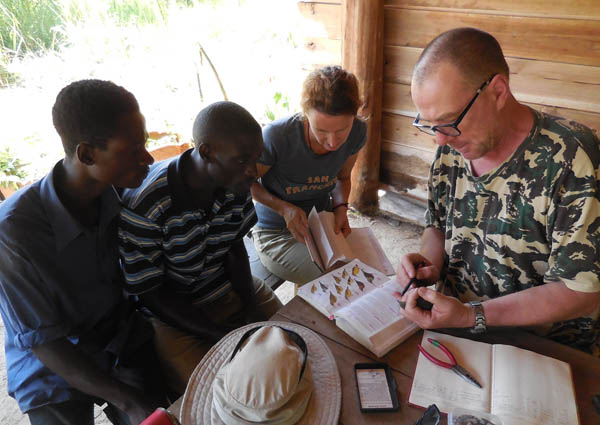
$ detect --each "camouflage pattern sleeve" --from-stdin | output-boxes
[544,118,600,292]
[425,146,447,232]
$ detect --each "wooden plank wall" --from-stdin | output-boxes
[297,0,600,201]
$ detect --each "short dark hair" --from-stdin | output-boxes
[414,27,510,89]
[192,101,261,148]
[301,65,361,116]
[52,79,140,157]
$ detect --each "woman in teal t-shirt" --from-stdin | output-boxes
[251,66,367,285]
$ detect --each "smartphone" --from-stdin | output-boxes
[354,362,400,413]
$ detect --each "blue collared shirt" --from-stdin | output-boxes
[0,161,126,412]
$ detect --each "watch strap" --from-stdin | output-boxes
[468,301,486,334]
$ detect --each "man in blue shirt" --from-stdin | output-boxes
[0,80,165,424]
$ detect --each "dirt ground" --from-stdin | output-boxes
[0,213,423,424]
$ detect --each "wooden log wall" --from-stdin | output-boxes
[297,0,600,201]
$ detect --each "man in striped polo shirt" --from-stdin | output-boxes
[118,102,282,394]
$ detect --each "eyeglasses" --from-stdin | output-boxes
[413,74,497,137]
[413,404,441,425]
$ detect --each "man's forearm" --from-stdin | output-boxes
[32,338,148,413]
[479,281,600,327]
[420,226,446,273]
[226,240,257,310]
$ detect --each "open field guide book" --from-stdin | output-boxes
[304,207,394,275]
[409,331,579,425]
[297,259,418,357]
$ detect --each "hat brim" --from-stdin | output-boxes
[180,321,341,425]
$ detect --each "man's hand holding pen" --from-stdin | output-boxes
[393,253,473,329]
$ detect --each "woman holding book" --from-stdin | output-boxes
[251,65,367,285]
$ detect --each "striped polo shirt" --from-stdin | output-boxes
[118,149,257,306]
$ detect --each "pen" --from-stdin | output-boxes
[400,262,426,296]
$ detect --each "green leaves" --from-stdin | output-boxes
[0,147,27,189]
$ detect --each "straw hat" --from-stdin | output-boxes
[180,321,341,425]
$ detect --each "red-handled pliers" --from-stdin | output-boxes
[417,338,483,389]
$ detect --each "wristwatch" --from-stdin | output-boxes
[468,301,486,334]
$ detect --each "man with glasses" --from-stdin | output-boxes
[394,27,600,355]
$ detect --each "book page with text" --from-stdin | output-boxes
[409,331,492,414]
[491,344,578,425]
[334,279,404,336]
[346,227,395,275]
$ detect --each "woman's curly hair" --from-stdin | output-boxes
[301,65,362,116]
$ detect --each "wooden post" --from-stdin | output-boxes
[342,0,384,214]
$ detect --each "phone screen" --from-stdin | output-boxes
[355,368,394,409]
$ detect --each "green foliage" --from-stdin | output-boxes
[264,91,290,122]
[0,56,20,86]
[107,0,162,25]
[0,147,28,188]
[0,0,65,54]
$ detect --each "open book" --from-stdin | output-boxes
[297,259,418,357]
[304,207,394,275]
[409,331,579,425]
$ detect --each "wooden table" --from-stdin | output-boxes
[269,296,600,425]
[169,296,600,424]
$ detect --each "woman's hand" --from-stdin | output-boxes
[333,205,351,237]
[282,204,310,243]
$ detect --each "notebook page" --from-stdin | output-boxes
[409,331,492,414]
[491,344,578,425]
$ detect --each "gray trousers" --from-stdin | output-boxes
[252,226,323,286]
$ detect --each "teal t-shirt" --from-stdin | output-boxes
[256,113,367,228]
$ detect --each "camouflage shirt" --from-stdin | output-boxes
[426,109,600,354]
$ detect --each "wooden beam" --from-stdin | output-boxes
[297,2,342,39]
[342,0,385,214]
[384,46,600,114]
[380,149,429,197]
[384,8,600,67]
[383,0,600,20]
[301,37,341,66]
[382,113,437,153]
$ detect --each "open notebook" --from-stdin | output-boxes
[304,207,394,275]
[297,259,418,357]
[409,331,579,425]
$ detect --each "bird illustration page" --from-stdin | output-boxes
[297,259,418,357]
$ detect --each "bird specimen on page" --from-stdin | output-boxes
[345,286,352,300]
[355,280,366,291]
[362,271,374,283]
[352,264,360,276]
[329,291,337,306]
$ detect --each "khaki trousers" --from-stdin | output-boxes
[151,277,282,394]
[252,226,322,286]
